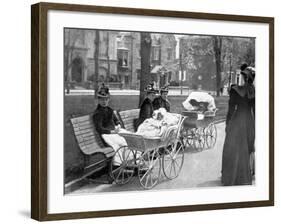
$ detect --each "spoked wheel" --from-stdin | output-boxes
[162,139,185,180]
[193,127,205,150]
[110,146,135,185]
[204,123,217,149]
[138,149,161,189]
[184,128,197,148]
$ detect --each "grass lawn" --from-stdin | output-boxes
[64,94,229,183]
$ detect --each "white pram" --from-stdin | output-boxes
[181,91,218,151]
[109,109,186,189]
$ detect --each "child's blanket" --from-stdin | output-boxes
[136,108,180,138]
[182,91,216,111]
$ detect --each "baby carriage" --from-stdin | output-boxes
[109,114,186,189]
[181,91,218,151]
[180,109,218,151]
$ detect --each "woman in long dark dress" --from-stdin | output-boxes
[221,66,255,186]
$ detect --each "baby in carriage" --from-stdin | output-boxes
[182,91,216,112]
[135,108,180,138]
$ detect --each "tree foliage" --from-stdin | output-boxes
[179,35,255,93]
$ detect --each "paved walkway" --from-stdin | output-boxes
[69,122,226,195]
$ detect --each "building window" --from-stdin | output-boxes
[117,49,129,67]
[167,48,172,60]
[152,46,160,61]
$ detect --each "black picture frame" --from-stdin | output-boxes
[31,2,274,221]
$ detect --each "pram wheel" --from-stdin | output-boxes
[162,139,184,180]
[184,127,205,150]
[110,146,135,185]
[204,123,217,148]
[193,127,205,150]
[138,149,161,189]
[183,128,196,148]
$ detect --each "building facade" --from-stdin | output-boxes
[64,29,119,88]
[65,30,178,90]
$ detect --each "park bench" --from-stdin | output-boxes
[69,108,140,187]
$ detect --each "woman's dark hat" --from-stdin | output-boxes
[97,83,110,98]
[240,63,248,71]
[145,83,157,94]
[160,85,169,93]
[241,66,255,84]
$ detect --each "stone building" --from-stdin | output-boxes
[116,33,177,89]
[150,34,178,89]
[64,29,119,88]
[116,32,141,89]
[65,29,178,90]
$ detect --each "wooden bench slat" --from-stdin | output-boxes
[78,131,95,138]
[80,138,102,147]
[125,125,135,130]
[73,122,94,129]
[71,115,93,123]
[76,135,96,143]
[72,120,93,128]
[80,144,114,155]
[124,121,136,126]
[122,117,137,122]
[72,128,94,136]
[119,109,139,115]
[123,122,135,127]
[73,125,94,132]
[83,146,114,156]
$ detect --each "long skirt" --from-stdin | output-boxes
[221,111,254,186]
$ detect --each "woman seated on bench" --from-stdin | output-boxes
[136,108,180,138]
[93,84,127,153]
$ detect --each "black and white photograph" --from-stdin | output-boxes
[64,28,256,194]
[29,2,274,221]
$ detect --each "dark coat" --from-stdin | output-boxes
[152,96,170,112]
[93,104,120,137]
[136,97,154,128]
[222,85,255,186]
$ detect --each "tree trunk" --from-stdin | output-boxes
[139,33,152,106]
[94,30,100,97]
[213,36,222,97]
[106,31,110,84]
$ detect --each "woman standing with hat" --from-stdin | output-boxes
[153,85,171,112]
[221,64,255,186]
[136,83,157,129]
